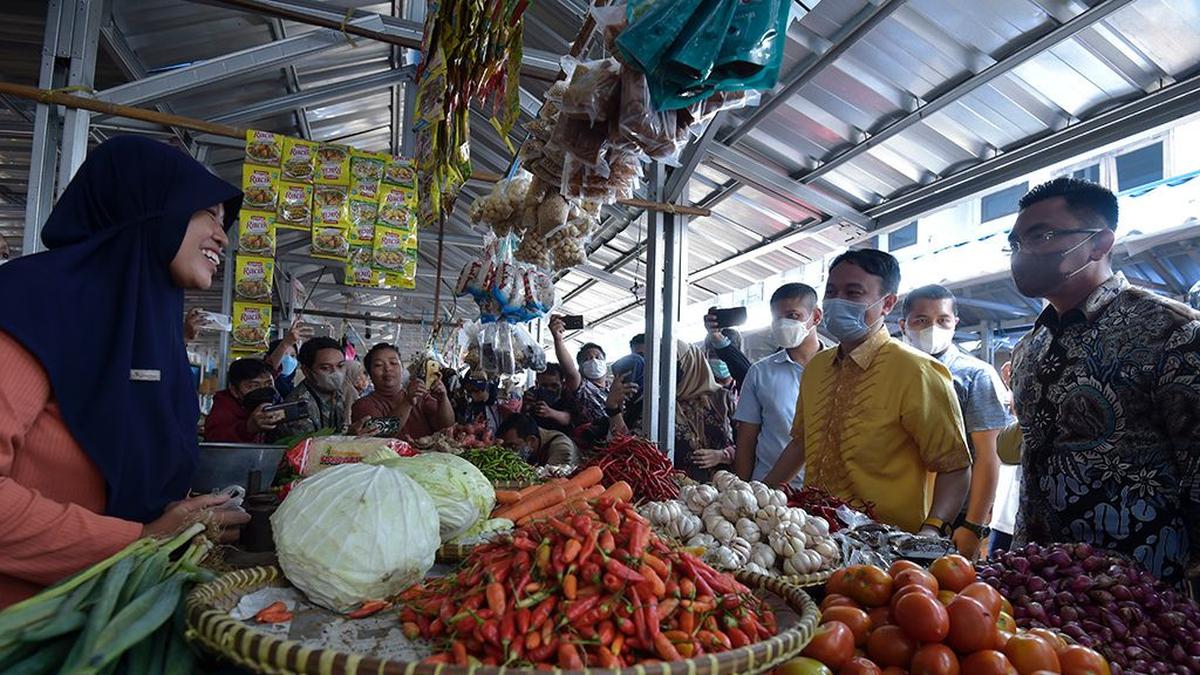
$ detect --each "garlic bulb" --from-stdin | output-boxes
[639,501,679,527]
[735,517,761,544]
[719,486,757,522]
[755,504,790,533]
[726,536,752,563]
[712,470,740,492]
[709,545,747,570]
[708,518,737,544]
[804,515,831,538]
[783,507,809,528]
[744,562,769,576]
[749,481,788,509]
[664,513,703,541]
[681,484,719,515]
[768,530,805,558]
[686,533,718,551]
[749,542,776,570]
[812,538,840,563]
[775,520,808,546]
[782,549,823,576]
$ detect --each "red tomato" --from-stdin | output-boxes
[945,595,998,654]
[888,560,922,577]
[1004,634,1061,675]
[839,656,883,675]
[1057,645,1110,675]
[777,657,836,675]
[937,590,957,607]
[822,606,872,647]
[910,644,961,675]
[929,554,976,593]
[866,625,918,669]
[844,566,895,608]
[828,568,851,596]
[881,669,907,675]
[1000,596,1015,618]
[803,621,856,670]
[994,630,1015,651]
[960,582,1003,617]
[890,583,936,612]
[1025,629,1068,654]
[823,594,862,611]
[868,605,893,628]
[893,568,939,594]
[961,650,1019,675]
[996,613,1017,634]
[893,590,950,643]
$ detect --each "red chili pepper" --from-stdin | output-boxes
[486,582,506,617]
[516,607,531,635]
[481,619,500,645]
[565,595,599,622]
[346,599,390,619]
[530,596,556,630]
[645,596,660,639]
[598,530,616,554]
[451,640,468,665]
[727,626,750,648]
[562,573,578,600]
[512,536,538,551]
[562,539,582,563]
[653,632,682,661]
[605,558,645,582]
[557,643,584,669]
[603,572,623,592]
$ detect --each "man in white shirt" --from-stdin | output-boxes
[727,283,822,487]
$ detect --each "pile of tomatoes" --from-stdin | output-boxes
[781,555,1112,675]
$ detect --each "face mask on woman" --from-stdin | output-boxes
[770,318,810,349]
[580,358,608,381]
[822,297,885,343]
[707,358,731,380]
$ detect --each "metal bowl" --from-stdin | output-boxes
[192,442,286,493]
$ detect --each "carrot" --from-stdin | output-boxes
[516,483,543,498]
[562,466,604,492]
[516,485,604,525]
[495,490,523,505]
[494,485,566,522]
[561,483,584,500]
[600,481,633,503]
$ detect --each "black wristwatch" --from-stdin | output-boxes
[605,404,624,417]
[958,519,992,539]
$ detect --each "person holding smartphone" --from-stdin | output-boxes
[204,358,285,443]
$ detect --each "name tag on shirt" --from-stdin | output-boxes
[130,369,161,382]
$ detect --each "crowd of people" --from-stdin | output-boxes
[0,135,1196,609]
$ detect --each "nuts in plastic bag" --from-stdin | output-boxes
[561,58,622,124]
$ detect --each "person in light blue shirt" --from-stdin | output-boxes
[900,284,1012,559]
[721,283,823,487]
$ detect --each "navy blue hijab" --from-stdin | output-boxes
[0,136,241,522]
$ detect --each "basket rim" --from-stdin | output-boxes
[185,565,820,675]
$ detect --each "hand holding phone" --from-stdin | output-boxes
[709,307,747,329]
[561,314,585,330]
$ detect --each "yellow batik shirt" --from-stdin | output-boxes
[792,327,971,533]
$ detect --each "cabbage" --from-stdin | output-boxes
[271,461,440,611]
[370,451,496,542]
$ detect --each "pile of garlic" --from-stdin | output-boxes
[640,471,840,577]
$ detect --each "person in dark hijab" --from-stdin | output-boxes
[0,136,250,608]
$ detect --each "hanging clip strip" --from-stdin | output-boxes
[339,8,359,48]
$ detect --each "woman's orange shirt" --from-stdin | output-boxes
[0,330,142,608]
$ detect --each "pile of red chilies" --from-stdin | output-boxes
[577,435,682,504]
[397,497,777,668]
[778,485,877,533]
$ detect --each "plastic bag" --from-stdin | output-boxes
[511,323,547,372]
[561,58,622,124]
[618,68,684,161]
[480,322,517,375]
[615,0,706,75]
[552,116,610,167]
[492,262,524,314]
[591,3,628,54]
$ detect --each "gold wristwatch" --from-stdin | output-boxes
[921,516,954,537]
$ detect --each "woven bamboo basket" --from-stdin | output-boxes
[434,541,476,563]
[776,567,835,590]
[185,566,820,675]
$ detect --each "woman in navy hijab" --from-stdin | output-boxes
[0,136,250,607]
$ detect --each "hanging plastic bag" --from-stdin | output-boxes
[561,58,623,124]
[617,67,684,161]
[661,0,738,85]
[615,0,707,75]
[714,0,785,80]
[511,323,547,372]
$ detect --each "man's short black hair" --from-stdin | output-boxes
[770,282,818,307]
[903,284,957,317]
[577,342,605,362]
[630,334,645,350]
[228,358,274,388]
[363,342,400,371]
[497,412,540,439]
[829,249,901,295]
[298,336,343,369]
[540,362,563,379]
[1019,176,1119,231]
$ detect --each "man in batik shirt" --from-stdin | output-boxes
[1008,177,1200,585]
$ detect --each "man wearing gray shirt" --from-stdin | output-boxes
[901,284,1011,559]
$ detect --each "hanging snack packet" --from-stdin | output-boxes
[377,183,416,229]
[311,224,350,261]
[345,244,377,287]
[234,254,274,302]
[382,155,416,187]
[281,137,318,183]
[244,130,283,167]
[315,143,351,185]
[241,164,281,212]
[276,181,313,229]
[561,58,622,124]
[348,198,378,245]
[373,225,418,288]
[313,185,350,227]
[349,150,387,201]
[237,210,276,256]
[232,301,272,350]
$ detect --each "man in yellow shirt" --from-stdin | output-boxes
[764,249,972,537]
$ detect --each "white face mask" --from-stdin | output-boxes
[580,358,608,380]
[906,326,955,355]
[770,318,810,349]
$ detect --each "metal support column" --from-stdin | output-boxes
[642,163,683,458]
[980,320,995,367]
[57,0,104,194]
[398,0,424,158]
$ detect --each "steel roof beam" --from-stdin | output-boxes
[267,17,312,139]
[864,71,1200,228]
[95,14,396,106]
[706,143,871,228]
[209,67,414,124]
[98,18,193,147]
[801,0,1139,185]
